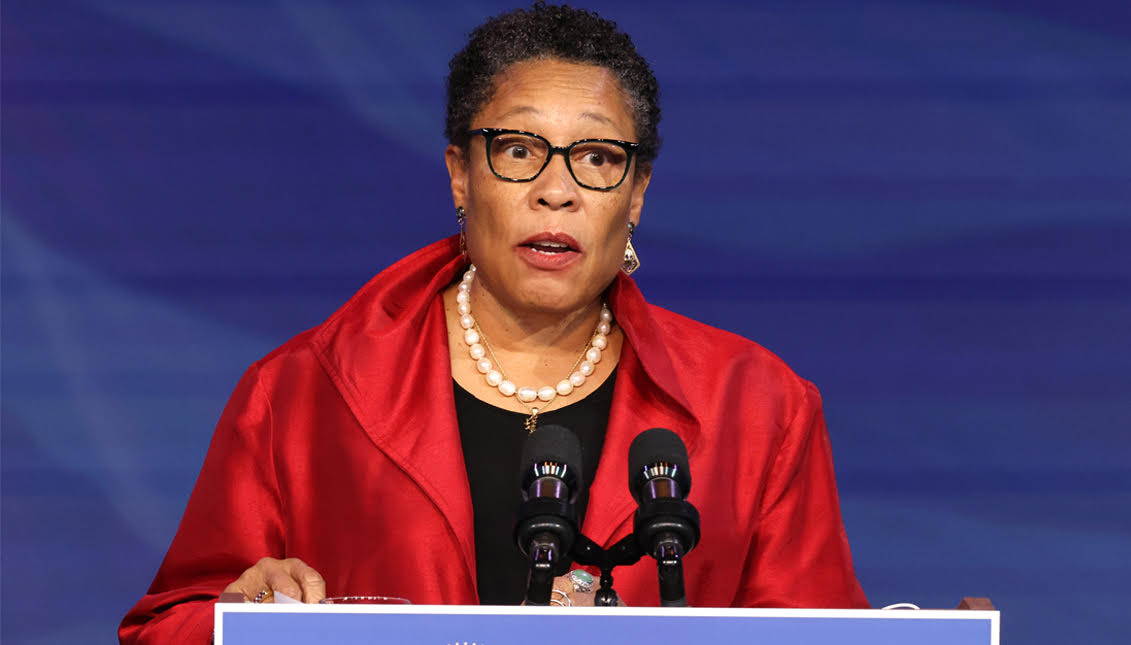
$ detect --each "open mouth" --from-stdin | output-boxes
[522,240,577,255]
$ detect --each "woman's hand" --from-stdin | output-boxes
[222,557,326,603]
[549,571,624,607]
[552,574,593,606]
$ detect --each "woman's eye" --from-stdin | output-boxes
[574,145,622,167]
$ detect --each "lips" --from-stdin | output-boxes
[515,232,582,270]
[517,232,581,255]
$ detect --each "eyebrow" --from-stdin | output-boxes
[579,111,616,126]
[494,106,618,128]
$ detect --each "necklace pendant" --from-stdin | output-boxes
[525,408,539,434]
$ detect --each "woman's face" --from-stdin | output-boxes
[446,59,651,317]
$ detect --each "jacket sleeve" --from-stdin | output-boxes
[120,364,285,643]
[734,382,869,608]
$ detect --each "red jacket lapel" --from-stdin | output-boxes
[582,273,703,548]
[311,237,479,587]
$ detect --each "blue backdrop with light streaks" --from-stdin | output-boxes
[2,1,1129,643]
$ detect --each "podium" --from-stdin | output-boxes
[215,602,999,645]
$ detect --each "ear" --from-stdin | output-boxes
[445,144,469,208]
[627,164,652,228]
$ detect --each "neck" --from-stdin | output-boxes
[468,279,603,357]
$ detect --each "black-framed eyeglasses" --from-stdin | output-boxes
[467,128,639,191]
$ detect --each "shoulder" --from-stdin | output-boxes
[629,301,823,450]
[245,236,465,386]
[254,327,322,370]
[646,302,816,397]
[232,327,328,397]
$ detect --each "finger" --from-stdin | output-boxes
[223,566,268,601]
[552,572,625,607]
[264,567,304,602]
[550,575,593,608]
[572,589,596,607]
[284,558,327,603]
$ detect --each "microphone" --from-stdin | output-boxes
[513,424,583,605]
[628,428,700,607]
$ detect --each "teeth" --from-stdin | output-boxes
[534,241,567,248]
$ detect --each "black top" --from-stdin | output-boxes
[454,369,617,605]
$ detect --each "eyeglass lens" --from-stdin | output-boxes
[487,133,630,189]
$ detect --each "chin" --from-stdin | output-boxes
[519,292,587,315]
[493,263,618,315]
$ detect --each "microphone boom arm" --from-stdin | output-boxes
[570,533,644,606]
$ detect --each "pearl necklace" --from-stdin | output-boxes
[456,265,613,433]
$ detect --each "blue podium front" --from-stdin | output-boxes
[215,604,1000,645]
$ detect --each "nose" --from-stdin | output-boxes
[530,152,579,211]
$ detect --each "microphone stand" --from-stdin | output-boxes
[634,497,699,607]
[652,533,687,607]
[516,503,576,605]
[524,532,563,605]
[570,534,643,606]
[569,526,694,607]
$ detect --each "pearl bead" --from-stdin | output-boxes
[476,358,493,374]
[486,370,504,386]
[468,343,485,360]
[464,328,479,345]
[458,281,471,292]
[600,308,613,322]
[538,386,556,402]
[459,314,475,330]
[586,347,601,364]
[597,321,611,335]
[456,290,469,305]
[556,380,574,395]
[569,371,586,387]
[457,302,470,315]
[517,387,537,402]
[591,334,607,349]
[578,361,594,376]
[463,270,475,282]
[499,380,516,396]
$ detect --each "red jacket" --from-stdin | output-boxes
[120,237,867,643]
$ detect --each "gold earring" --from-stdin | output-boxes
[621,221,640,275]
[456,206,467,256]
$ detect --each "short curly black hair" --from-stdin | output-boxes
[445,2,661,170]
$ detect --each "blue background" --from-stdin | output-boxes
[2,1,1129,643]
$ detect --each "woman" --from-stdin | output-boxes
[120,4,866,642]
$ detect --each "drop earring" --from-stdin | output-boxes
[456,206,467,256]
[621,221,640,275]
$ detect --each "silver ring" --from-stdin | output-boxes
[551,589,572,607]
[253,588,270,603]
[568,569,594,593]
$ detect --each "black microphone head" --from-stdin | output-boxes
[628,427,691,502]
[519,424,583,495]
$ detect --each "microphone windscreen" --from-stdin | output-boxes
[519,424,583,489]
[628,428,691,500]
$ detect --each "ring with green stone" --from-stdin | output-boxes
[568,569,595,593]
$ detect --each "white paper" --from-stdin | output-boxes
[272,590,303,604]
